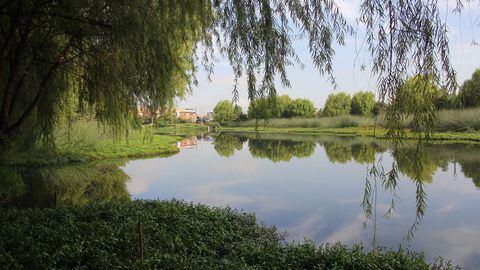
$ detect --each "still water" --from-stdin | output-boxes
[3,132,480,268]
[125,133,480,269]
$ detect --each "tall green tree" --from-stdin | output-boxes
[0,0,462,149]
[213,100,236,125]
[350,92,375,116]
[458,69,480,108]
[274,95,293,118]
[395,75,441,135]
[323,92,351,117]
[284,98,316,118]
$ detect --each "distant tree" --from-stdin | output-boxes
[275,95,293,118]
[323,92,351,117]
[213,100,236,125]
[372,101,386,116]
[284,98,316,118]
[350,91,375,116]
[394,75,441,134]
[233,105,247,121]
[316,108,324,117]
[458,69,480,108]
[248,98,274,119]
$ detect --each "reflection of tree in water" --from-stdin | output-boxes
[212,134,246,157]
[322,142,352,163]
[248,139,316,162]
[393,145,447,183]
[460,160,480,188]
[0,162,130,208]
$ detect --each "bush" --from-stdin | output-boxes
[0,200,456,269]
[323,92,351,117]
[351,91,375,115]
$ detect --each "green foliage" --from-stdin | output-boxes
[0,200,455,269]
[247,97,275,120]
[0,168,24,203]
[351,91,375,115]
[213,100,237,125]
[284,98,316,118]
[387,75,441,137]
[0,1,212,148]
[275,95,293,118]
[458,69,480,108]
[323,92,351,117]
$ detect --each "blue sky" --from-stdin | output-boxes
[178,0,480,114]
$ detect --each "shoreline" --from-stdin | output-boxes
[218,126,480,143]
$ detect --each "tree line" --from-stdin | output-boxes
[213,68,480,125]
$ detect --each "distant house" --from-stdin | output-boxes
[197,112,214,123]
[175,108,197,123]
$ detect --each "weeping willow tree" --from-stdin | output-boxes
[0,0,470,150]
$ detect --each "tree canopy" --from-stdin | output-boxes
[0,0,467,148]
[213,100,236,125]
[350,92,375,116]
[458,69,480,108]
[323,92,351,117]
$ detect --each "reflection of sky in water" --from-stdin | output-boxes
[123,138,480,269]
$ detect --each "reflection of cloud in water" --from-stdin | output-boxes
[205,160,260,176]
[124,159,162,195]
[284,213,325,242]
[437,201,457,214]
[190,177,291,214]
[338,196,363,204]
[427,226,480,269]
[324,213,365,244]
[432,175,480,196]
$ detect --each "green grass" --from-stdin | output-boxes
[0,200,456,269]
[2,121,208,166]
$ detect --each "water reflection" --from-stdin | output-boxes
[211,132,480,255]
[0,162,130,208]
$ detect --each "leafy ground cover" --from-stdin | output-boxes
[0,200,456,269]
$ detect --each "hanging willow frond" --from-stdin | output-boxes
[359,0,458,139]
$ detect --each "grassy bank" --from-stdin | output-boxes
[3,121,208,166]
[223,108,480,142]
[219,126,480,143]
[230,108,480,132]
[0,200,455,269]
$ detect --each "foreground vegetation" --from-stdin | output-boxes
[0,200,456,269]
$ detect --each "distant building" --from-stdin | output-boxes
[175,108,197,122]
[197,112,214,123]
